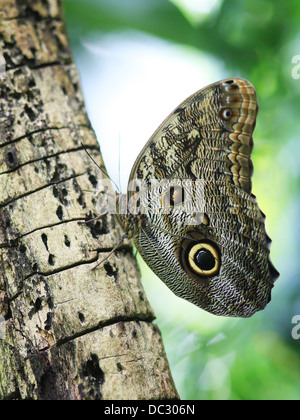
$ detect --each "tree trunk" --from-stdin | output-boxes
[0,0,178,400]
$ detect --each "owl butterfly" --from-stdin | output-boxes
[115,78,279,318]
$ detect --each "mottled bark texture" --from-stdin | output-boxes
[0,0,178,400]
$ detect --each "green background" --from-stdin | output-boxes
[63,0,300,400]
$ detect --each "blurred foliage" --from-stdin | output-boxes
[63,0,300,400]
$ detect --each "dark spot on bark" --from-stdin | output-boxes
[72,177,80,193]
[64,235,70,247]
[79,354,105,400]
[19,244,26,253]
[10,91,22,100]
[132,329,137,338]
[88,174,98,189]
[1,294,11,320]
[116,362,123,372]
[86,213,108,238]
[41,233,48,250]
[52,185,58,198]
[104,262,118,282]
[44,312,54,330]
[56,205,63,220]
[77,192,86,208]
[62,188,68,198]
[27,76,36,88]
[138,291,144,301]
[47,296,54,310]
[78,312,85,323]
[35,297,42,312]
[104,262,114,276]
[4,147,18,168]
[53,185,59,198]
[24,103,36,121]
[53,185,68,206]
[48,254,55,266]
[28,297,42,319]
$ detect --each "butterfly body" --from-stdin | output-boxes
[116,78,279,318]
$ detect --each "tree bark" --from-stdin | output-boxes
[0,0,178,400]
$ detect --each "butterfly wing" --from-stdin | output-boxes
[129,78,256,193]
[124,78,279,318]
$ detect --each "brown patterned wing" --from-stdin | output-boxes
[121,78,279,318]
[128,78,257,195]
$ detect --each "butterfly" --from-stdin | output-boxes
[113,78,279,318]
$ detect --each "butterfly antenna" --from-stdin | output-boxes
[80,142,120,194]
[92,234,127,270]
